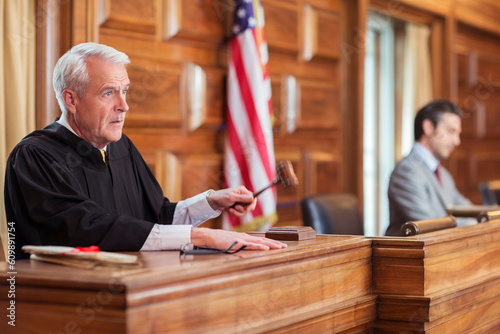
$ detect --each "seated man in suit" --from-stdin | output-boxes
[4,42,286,259]
[385,99,472,236]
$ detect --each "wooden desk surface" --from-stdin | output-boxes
[0,235,375,334]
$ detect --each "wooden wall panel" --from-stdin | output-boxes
[303,3,340,61]
[303,150,342,196]
[455,0,500,35]
[125,60,183,127]
[100,0,157,36]
[470,151,500,183]
[262,1,299,54]
[201,68,226,127]
[453,23,500,204]
[178,153,223,198]
[175,0,225,43]
[299,80,339,130]
[316,11,340,59]
[463,150,500,204]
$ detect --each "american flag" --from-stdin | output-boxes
[223,0,277,231]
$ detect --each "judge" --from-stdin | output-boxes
[4,42,286,259]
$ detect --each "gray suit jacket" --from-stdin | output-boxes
[385,148,471,236]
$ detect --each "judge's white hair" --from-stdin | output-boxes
[53,42,130,114]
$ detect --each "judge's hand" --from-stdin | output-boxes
[191,227,287,250]
[207,186,256,216]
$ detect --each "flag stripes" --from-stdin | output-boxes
[223,0,276,231]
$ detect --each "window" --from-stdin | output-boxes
[363,11,433,235]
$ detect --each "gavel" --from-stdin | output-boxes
[233,160,298,207]
[252,160,299,198]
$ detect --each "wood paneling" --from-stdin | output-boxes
[455,0,500,35]
[36,0,500,229]
[101,0,157,35]
[303,150,342,196]
[299,80,339,130]
[98,0,341,228]
[125,59,183,127]
[341,0,367,199]
[316,10,340,59]
[174,0,226,43]
[36,0,69,128]
[452,23,500,203]
[178,153,223,197]
[262,0,299,54]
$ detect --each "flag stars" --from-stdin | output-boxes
[237,8,246,18]
[232,1,256,36]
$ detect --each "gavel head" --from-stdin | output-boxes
[276,160,299,189]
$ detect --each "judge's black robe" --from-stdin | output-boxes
[4,121,177,259]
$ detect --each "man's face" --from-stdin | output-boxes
[428,112,462,160]
[70,57,130,149]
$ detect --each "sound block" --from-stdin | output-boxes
[265,226,316,241]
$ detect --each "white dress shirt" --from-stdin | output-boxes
[413,142,439,173]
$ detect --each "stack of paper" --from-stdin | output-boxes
[22,245,142,269]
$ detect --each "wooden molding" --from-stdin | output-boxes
[89,0,105,42]
[467,48,478,87]
[181,61,207,133]
[162,0,182,40]
[281,74,301,135]
[303,4,318,61]
[162,151,182,202]
[36,0,67,128]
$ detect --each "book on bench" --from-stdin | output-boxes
[22,245,142,269]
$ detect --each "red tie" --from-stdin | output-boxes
[435,165,442,187]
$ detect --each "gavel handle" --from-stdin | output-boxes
[253,178,279,198]
[231,178,279,209]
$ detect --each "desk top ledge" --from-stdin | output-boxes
[0,235,371,290]
[371,219,500,248]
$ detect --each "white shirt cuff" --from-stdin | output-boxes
[173,190,221,226]
[140,190,221,251]
[140,224,192,251]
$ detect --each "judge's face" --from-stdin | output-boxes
[426,112,462,160]
[65,56,130,149]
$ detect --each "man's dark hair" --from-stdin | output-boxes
[414,99,463,141]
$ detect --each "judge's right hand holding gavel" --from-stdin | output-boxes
[206,186,257,216]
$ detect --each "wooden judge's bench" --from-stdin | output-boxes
[2,221,500,333]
